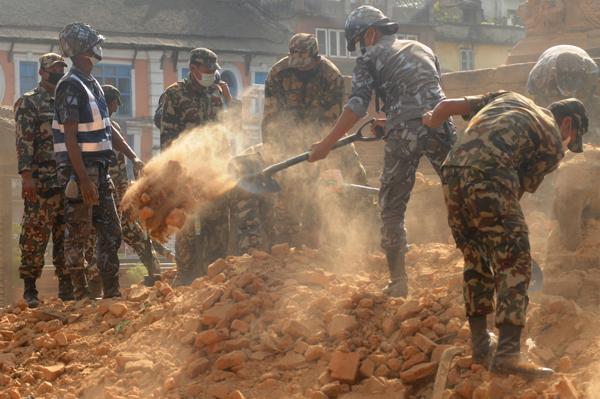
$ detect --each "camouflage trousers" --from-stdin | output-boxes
[270,144,368,247]
[442,166,531,327]
[176,196,229,279]
[175,188,267,278]
[18,188,66,279]
[58,164,122,280]
[85,172,160,277]
[379,120,455,251]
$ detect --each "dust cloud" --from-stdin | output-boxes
[121,123,236,242]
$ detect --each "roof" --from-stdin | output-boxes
[0,0,291,55]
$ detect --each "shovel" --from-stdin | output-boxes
[235,118,383,194]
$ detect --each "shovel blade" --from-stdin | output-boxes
[237,175,281,194]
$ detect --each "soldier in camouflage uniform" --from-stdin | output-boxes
[159,48,233,286]
[527,45,599,106]
[15,53,71,307]
[262,33,368,247]
[54,23,143,299]
[309,6,455,297]
[424,90,588,378]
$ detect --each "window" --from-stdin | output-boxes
[315,28,354,58]
[398,33,419,41]
[253,71,268,85]
[459,48,474,71]
[93,64,133,117]
[19,61,38,95]
[180,67,189,79]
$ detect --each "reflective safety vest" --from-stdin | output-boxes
[52,71,113,163]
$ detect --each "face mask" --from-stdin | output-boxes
[87,45,103,66]
[47,72,64,85]
[196,73,215,88]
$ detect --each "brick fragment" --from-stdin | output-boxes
[328,351,360,384]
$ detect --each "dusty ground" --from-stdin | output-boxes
[0,239,598,399]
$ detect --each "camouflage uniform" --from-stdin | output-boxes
[15,73,66,280]
[160,48,232,282]
[346,34,455,253]
[442,91,565,326]
[262,33,368,245]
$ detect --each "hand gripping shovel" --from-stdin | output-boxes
[234,119,383,194]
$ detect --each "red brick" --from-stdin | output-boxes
[214,350,247,370]
[271,243,290,257]
[185,357,210,378]
[194,329,229,348]
[208,258,228,278]
[38,363,65,382]
[401,352,428,371]
[396,300,421,321]
[328,351,360,383]
[283,320,311,339]
[400,317,420,337]
[411,333,436,354]
[399,362,437,383]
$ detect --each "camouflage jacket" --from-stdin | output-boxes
[347,35,445,130]
[159,76,224,149]
[108,119,129,199]
[443,91,564,195]
[262,56,344,151]
[15,84,60,191]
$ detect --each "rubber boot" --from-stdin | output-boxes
[57,275,75,301]
[383,248,408,297]
[469,316,497,368]
[23,278,39,308]
[70,270,89,300]
[491,324,554,379]
[102,275,122,299]
[140,241,161,287]
[172,270,194,287]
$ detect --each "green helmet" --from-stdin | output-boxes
[345,6,398,53]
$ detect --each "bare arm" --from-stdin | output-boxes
[111,123,136,161]
[422,98,471,129]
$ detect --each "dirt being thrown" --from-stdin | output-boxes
[121,125,236,242]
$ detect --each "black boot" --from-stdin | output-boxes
[469,316,497,368]
[87,275,103,299]
[383,248,408,297]
[23,278,39,308]
[172,270,194,287]
[140,241,161,287]
[102,274,121,299]
[491,323,554,379]
[70,270,89,300]
[57,275,74,301]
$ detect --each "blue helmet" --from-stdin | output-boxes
[345,6,398,52]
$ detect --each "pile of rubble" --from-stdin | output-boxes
[0,243,598,399]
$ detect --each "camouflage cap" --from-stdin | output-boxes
[189,48,221,72]
[102,84,121,105]
[39,53,67,70]
[288,33,318,69]
[549,98,588,153]
[59,22,105,58]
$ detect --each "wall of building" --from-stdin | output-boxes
[435,40,514,72]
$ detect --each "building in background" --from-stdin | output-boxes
[0,0,291,158]
[254,0,524,73]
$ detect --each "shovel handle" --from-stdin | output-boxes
[263,119,381,177]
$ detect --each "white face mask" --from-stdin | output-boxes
[197,72,215,88]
